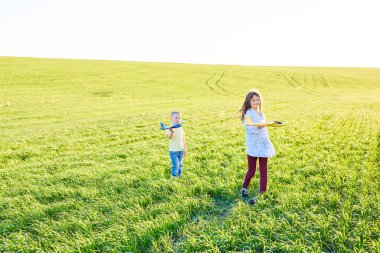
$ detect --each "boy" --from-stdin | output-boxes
[167,111,187,177]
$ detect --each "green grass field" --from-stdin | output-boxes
[1,56,379,252]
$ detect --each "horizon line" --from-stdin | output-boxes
[1,55,380,69]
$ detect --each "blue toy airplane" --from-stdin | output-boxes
[160,122,182,130]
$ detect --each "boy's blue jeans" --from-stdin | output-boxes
[169,151,183,177]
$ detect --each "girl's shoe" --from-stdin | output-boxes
[248,197,257,205]
[241,187,249,198]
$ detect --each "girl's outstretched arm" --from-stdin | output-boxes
[182,129,187,157]
[258,113,266,129]
[244,120,259,134]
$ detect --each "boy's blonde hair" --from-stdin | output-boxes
[171,111,181,118]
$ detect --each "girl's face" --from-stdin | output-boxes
[250,95,261,110]
[171,113,181,124]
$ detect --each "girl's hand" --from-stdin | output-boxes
[257,123,266,129]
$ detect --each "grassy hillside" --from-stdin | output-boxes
[0,56,379,252]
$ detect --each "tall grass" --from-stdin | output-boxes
[1,57,379,252]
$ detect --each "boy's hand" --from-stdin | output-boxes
[169,127,174,132]
[183,150,187,157]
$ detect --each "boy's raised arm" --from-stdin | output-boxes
[167,128,174,139]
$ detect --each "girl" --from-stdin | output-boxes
[238,90,275,204]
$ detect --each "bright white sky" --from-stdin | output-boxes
[1,0,379,67]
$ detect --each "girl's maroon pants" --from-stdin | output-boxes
[243,155,268,193]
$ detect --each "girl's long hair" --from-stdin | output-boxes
[238,90,263,121]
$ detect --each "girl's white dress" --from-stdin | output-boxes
[243,109,275,158]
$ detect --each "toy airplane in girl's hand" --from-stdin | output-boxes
[244,115,285,127]
[160,122,182,130]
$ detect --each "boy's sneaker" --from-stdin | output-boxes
[241,187,249,198]
[248,197,257,205]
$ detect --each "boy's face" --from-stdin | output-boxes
[171,113,181,124]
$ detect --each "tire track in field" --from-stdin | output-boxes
[214,68,230,93]
[316,73,331,88]
[278,72,316,95]
[204,68,228,96]
[284,73,315,94]
[204,70,219,92]
[308,72,332,89]
[204,68,238,97]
